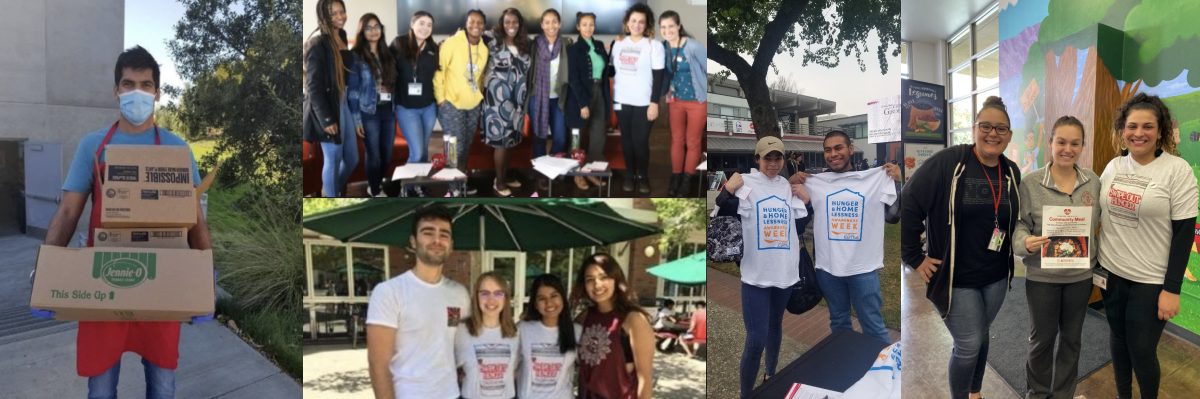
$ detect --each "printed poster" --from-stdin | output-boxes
[900,79,946,143]
[826,189,865,242]
[867,95,902,144]
[902,143,944,182]
[756,196,792,250]
[1040,206,1091,269]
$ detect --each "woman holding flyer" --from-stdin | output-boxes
[1011,116,1101,399]
[1097,94,1197,399]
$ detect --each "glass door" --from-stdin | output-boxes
[484,252,527,320]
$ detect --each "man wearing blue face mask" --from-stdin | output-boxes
[39,45,212,399]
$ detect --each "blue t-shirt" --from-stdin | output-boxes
[669,45,695,102]
[63,126,201,194]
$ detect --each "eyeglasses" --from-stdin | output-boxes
[478,290,507,299]
[976,122,1011,136]
[364,25,382,32]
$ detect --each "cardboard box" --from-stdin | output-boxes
[100,145,197,228]
[94,228,190,249]
[30,245,214,322]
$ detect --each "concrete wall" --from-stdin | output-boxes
[909,40,942,84]
[0,0,124,238]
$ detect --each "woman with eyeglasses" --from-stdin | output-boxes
[349,13,397,197]
[901,96,1022,399]
[455,271,520,399]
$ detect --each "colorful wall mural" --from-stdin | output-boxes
[999,0,1200,334]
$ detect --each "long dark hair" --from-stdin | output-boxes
[523,274,578,354]
[402,11,438,66]
[493,8,530,56]
[658,11,689,39]
[311,0,349,100]
[572,253,649,320]
[352,13,397,88]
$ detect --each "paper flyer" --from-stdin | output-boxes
[1040,205,1091,269]
[784,383,842,399]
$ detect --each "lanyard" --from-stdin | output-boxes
[669,38,685,73]
[466,38,478,88]
[412,41,423,83]
[974,146,1003,227]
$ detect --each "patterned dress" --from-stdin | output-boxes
[482,32,530,149]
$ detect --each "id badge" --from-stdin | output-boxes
[1093,267,1109,290]
[666,91,676,104]
[987,228,1006,251]
[379,92,392,101]
[408,82,422,96]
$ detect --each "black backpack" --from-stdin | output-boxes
[786,244,823,315]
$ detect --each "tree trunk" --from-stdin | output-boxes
[736,73,781,139]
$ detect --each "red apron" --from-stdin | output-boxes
[77,122,181,377]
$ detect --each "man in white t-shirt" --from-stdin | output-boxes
[791,131,901,345]
[367,204,471,399]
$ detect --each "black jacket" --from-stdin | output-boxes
[565,36,612,128]
[304,30,352,145]
[901,144,1020,318]
[389,35,439,109]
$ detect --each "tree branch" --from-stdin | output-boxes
[706,39,752,78]
[752,0,808,77]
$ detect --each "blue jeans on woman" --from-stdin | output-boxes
[362,105,396,195]
[88,358,175,399]
[815,268,890,345]
[321,100,359,197]
[396,103,437,163]
[943,277,1007,399]
[739,282,791,398]
[529,96,567,157]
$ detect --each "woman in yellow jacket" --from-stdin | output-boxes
[434,10,488,196]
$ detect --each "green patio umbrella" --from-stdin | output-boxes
[646,251,706,284]
[303,199,661,252]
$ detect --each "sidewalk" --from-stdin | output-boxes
[706,267,900,347]
[0,234,299,398]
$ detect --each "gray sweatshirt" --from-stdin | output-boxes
[1012,164,1101,284]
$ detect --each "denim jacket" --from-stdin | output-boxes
[346,53,378,129]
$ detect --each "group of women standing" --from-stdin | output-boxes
[902,93,1195,399]
[303,0,707,197]
[455,254,655,399]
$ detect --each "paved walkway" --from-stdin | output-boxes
[706,267,900,347]
[0,234,299,398]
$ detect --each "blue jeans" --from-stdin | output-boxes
[321,99,359,196]
[739,282,791,398]
[88,358,175,399]
[943,278,1007,399]
[815,268,890,345]
[529,96,567,157]
[362,105,396,194]
[396,103,437,163]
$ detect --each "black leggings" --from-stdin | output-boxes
[1100,268,1168,399]
[616,105,651,178]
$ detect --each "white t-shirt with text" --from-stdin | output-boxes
[456,324,521,399]
[366,271,471,399]
[611,37,665,107]
[517,320,582,399]
[804,168,898,277]
[732,169,810,288]
[1099,152,1199,284]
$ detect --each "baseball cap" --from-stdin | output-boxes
[755,136,786,157]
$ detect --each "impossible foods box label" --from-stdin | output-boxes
[31,246,214,321]
[101,145,197,228]
[94,228,189,249]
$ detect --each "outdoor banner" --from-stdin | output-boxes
[867,95,901,144]
[902,143,944,182]
[707,117,728,133]
[731,120,755,134]
[900,79,946,143]
[1039,206,1091,269]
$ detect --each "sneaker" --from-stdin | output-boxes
[465,183,478,196]
[637,175,651,195]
